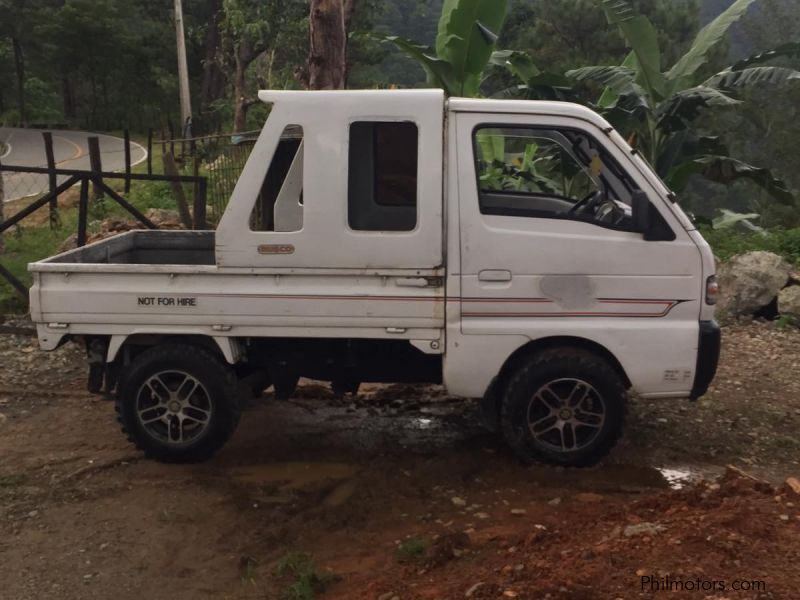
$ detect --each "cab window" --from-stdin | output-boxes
[473,126,637,229]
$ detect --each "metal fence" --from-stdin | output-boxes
[0,132,207,309]
[151,130,258,224]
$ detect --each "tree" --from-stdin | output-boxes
[710,0,800,225]
[0,0,47,124]
[499,0,707,76]
[562,0,799,205]
[220,0,307,131]
[370,0,510,97]
[307,0,356,89]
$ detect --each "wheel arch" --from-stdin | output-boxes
[496,336,631,393]
[479,335,631,432]
[107,333,244,365]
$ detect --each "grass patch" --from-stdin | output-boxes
[700,226,800,265]
[397,537,427,562]
[0,473,27,488]
[274,552,337,600]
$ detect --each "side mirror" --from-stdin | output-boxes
[631,190,676,242]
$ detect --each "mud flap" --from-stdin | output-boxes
[478,377,501,433]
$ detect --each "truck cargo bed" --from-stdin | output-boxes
[44,231,215,266]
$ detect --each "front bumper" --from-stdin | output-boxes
[690,320,721,400]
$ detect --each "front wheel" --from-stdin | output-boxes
[500,348,626,467]
[116,343,241,463]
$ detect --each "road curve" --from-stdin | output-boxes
[0,128,147,203]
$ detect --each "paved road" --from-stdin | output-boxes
[0,127,147,203]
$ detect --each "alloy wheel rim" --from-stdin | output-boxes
[135,370,213,446]
[526,378,606,453]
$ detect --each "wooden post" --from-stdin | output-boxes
[162,151,193,229]
[147,128,153,175]
[77,178,89,247]
[42,131,59,228]
[88,136,103,200]
[193,177,207,230]
[123,129,132,193]
[191,140,202,229]
[168,118,175,156]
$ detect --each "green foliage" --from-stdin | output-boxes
[274,552,336,600]
[699,225,800,264]
[0,473,27,488]
[396,537,427,561]
[775,314,800,329]
[369,0,509,96]
[583,0,799,209]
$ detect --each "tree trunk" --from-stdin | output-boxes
[12,37,25,125]
[308,0,352,90]
[200,0,225,131]
[62,76,75,119]
[232,45,249,132]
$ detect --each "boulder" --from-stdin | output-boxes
[778,285,800,318]
[717,251,791,316]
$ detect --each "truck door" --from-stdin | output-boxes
[450,110,703,396]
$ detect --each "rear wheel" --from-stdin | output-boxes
[500,348,626,466]
[116,344,240,463]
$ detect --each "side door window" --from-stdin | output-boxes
[474,126,638,230]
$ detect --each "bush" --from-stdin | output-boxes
[700,226,800,265]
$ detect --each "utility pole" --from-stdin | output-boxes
[174,0,193,138]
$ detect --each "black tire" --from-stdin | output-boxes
[500,348,626,467]
[116,343,241,463]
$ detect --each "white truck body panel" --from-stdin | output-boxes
[30,90,717,402]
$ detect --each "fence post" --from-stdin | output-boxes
[147,128,153,175]
[88,136,103,201]
[162,151,193,229]
[168,118,175,156]
[124,129,132,194]
[77,178,89,247]
[193,177,207,230]
[42,131,59,229]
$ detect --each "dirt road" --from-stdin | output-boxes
[0,322,798,599]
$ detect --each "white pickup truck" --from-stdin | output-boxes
[29,89,720,466]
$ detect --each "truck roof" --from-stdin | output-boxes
[258,89,612,132]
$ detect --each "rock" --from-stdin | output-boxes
[0,412,6,427]
[575,492,604,503]
[718,251,791,316]
[778,286,800,319]
[510,508,527,515]
[465,583,485,598]
[624,522,665,537]
[784,477,800,496]
[451,496,467,507]
[548,497,562,506]
[144,208,182,227]
[475,512,489,520]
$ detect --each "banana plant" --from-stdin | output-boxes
[564,0,800,204]
[367,0,510,97]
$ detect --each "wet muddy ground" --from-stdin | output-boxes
[0,322,799,599]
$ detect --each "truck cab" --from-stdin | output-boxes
[29,89,720,466]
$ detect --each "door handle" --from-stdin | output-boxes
[478,270,512,282]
